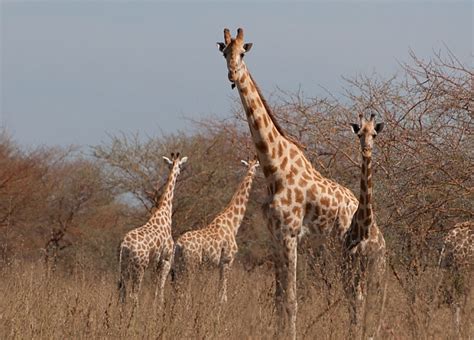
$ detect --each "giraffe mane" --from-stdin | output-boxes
[248,73,306,150]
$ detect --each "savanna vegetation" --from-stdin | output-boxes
[0,50,472,339]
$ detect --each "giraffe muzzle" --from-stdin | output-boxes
[228,69,239,86]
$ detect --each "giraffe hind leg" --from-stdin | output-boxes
[129,264,145,309]
[170,243,184,285]
[219,259,232,304]
[118,275,127,304]
[284,234,298,340]
[126,266,143,331]
[118,246,131,304]
[155,257,172,310]
[343,256,364,339]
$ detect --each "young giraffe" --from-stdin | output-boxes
[173,158,259,303]
[344,113,386,339]
[118,152,188,308]
[438,221,473,337]
[217,28,358,338]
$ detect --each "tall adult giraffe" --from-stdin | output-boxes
[118,152,187,308]
[217,28,358,338]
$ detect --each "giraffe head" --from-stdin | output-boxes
[162,152,188,175]
[217,28,253,88]
[351,113,384,157]
[240,156,260,174]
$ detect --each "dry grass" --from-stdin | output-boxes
[0,258,472,339]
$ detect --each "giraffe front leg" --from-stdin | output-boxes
[344,255,364,339]
[267,211,300,340]
[272,225,299,339]
[364,254,387,339]
[272,243,286,326]
[342,254,357,336]
[282,233,298,340]
[267,219,287,335]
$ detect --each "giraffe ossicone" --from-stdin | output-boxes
[218,27,358,339]
[118,152,187,309]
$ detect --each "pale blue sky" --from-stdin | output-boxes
[1,1,472,147]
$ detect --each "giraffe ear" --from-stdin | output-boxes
[243,43,253,52]
[217,42,226,52]
[350,124,360,134]
[241,160,249,167]
[163,156,173,166]
[375,122,384,134]
[179,156,188,166]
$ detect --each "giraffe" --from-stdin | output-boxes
[173,158,259,303]
[440,221,474,268]
[217,28,358,338]
[118,152,188,308]
[438,221,473,337]
[343,113,386,339]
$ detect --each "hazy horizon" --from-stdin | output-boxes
[1,1,472,147]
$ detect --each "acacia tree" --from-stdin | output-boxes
[0,134,64,262]
[92,128,265,241]
[42,157,114,269]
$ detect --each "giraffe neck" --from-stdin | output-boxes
[155,166,179,220]
[234,65,292,175]
[222,167,257,234]
[356,155,374,237]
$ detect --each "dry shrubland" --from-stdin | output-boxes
[0,260,471,339]
[0,50,472,338]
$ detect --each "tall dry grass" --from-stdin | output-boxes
[0,256,471,339]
